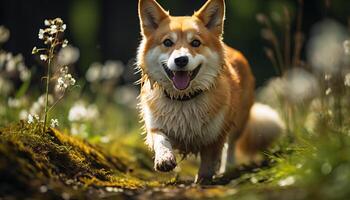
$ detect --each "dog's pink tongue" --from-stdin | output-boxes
[172,71,190,90]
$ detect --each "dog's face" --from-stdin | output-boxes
[138,0,225,96]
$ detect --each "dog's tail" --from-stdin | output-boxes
[235,103,285,164]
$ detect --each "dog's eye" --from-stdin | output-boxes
[191,40,201,47]
[163,39,174,47]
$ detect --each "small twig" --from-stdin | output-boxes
[43,47,54,133]
[292,0,304,67]
[47,91,66,113]
[283,6,291,69]
[47,85,80,113]
[264,47,280,75]
[263,19,285,73]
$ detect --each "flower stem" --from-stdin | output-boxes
[43,47,54,133]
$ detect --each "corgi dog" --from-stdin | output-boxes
[137,0,284,183]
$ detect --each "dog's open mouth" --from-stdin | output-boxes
[162,63,202,90]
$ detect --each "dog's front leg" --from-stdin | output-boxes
[151,132,177,172]
[195,143,223,184]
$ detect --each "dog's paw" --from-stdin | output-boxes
[194,175,214,185]
[154,150,177,172]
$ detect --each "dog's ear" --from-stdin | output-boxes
[139,0,169,36]
[194,0,225,37]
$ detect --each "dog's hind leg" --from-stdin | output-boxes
[220,133,237,173]
[227,133,237,165]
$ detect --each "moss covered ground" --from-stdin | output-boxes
[2,119,350,200]
[0,122,146,199]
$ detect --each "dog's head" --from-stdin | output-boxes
[137,0,225,96]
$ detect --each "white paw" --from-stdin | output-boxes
[154,150,177,172]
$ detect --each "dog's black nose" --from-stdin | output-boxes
[174,56,189,68]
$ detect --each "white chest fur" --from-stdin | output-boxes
[141,87,227,152]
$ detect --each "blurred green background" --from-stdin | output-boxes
[0,0,349,86]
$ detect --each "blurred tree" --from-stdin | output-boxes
[70,0,100,73]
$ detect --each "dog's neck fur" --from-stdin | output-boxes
[163,89,204,101]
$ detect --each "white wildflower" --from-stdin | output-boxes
[37,94,53,106]
[100,136,110,143]
[278,176,295,187]
[86,104,99,120]
[0,77,13,95]
[19,110,28,120]
[35,18,68,57]
[39,185,48,193]
[60,66,69,74]
[344,40,350,55]
[105,187,123,193]
[283,68,319,103]
[0,26,10,43]
[70,123,88,138]
[37,95,45,105]
[62,39,69,48]
[258,68,319,105]
[68,103,88,122]
[19,66,31,81]
[307,19,348,74]
[38,29,45,39]
[57,46,80,65]
[29,102,42,116]
[48,36,54,42]
[325,88,332,96]
[29,95,53,115]
[40,54,48,61]
[5,59,16,72]
[68,102,99,122]
[1,52,30,81]
[250,177,258,184]
[56,66,76,91]
[49,24,58,34]
[4,53,15,72]
[101,60,124,80]
[57,73,76,91]
[28,114,34,124]
[55,18,63,24]
[5,52,12,60]
[8,98,22,108]
[86,62,103,82]
[324,74,332,81]
[50,119,59,128]
[57,77,65,89]
[114,85,138,108]
[344,73,350,87]
[44,19,51,26]
[61,192,70,200]
[12,53,23,63]
[27,114,39,124]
